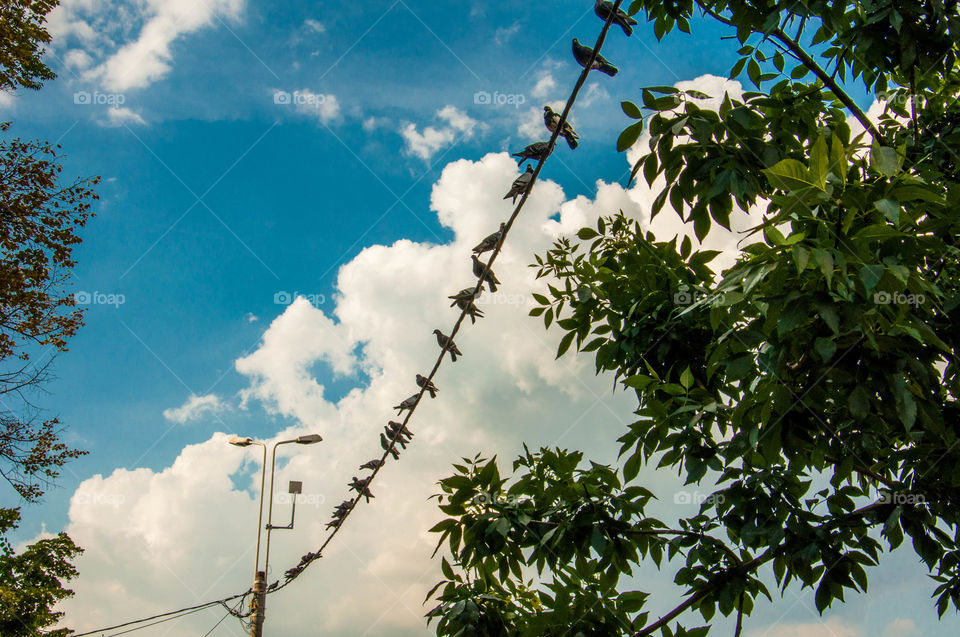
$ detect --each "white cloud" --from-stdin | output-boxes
[51,0,245,92]
[103,106,146,126]
[162,394,228,424]
[882,618,920,637]
[304,18,326,34]
[400,105,478,162]
[531,71,558,100]
[0,91,15,112]
[363,115,391,132]
[290,89,340,124]
[63,49,93,70]
[494,22,521,46]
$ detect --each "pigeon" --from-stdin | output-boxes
[544,105,579,149]
[285,566,303,579]
[449,288,485,323]
[512,142,551,167]
[572,38,618,76]
[349,476,375,502]
[384,428,408,449]
[299,551,320,566]
[387,420,414,440]
[393,394,419,414]
[594,0,637,36]
[472,223,506,254]
[503,165,534,204]
[416,374,439,398]
[380,433,401,459]
[472,254,501,293]
[360,459,385,470]
[267,581,279,591]
[433,329,463,362]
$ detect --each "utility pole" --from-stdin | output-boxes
[249,571,267,637]
[229,433,323,637]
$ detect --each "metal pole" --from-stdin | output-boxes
[249,570,266,637]
[253,442,267,573]
[262,440,293,578]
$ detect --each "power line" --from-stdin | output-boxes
[262,0,629,602]
[71,592,249,637]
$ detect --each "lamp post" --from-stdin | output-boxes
[230,433,322,637]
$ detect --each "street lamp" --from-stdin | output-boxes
[230,433,322,637]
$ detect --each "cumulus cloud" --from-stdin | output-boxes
[287,89,340,124]
[530,71,558,100]
[50,0,244,92]
[304,18,326,34]
[162,394,228,424]
[103,106,146,126]
[400,105,478,162]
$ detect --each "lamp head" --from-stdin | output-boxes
[229,436,255,447]
[295,434,323,445]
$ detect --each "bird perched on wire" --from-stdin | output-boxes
[360,459,385,470]
[449,290,485,324]
[387,420,414,441]
[267,581,279,591]
[285,565,303,579]
[299,551,320,566]
[512,142,551,167]
[383,429,408,450]
[503,165,534,204]
[572,38,618,76]
[393,394,419,414]
[380,432,401,459]
[544,105,579,149]
[594,0,638,36]
[472,223,506,255]
[472,254,501,293]
[349,476,375,502]
[433,329,463,362]
[416,374,439,398]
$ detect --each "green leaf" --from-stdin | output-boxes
[874,199,900,225]
[763,159,823,193]
[679,366,694,390]
[848,386,870,420]
[810,134,829,189]
[577,227,600,240]
[814,337,836,361]
[617,121,645,152]
[871,141,901,177]
[621,101,643,119]
[859,265,884,294]
[556,331,576,358]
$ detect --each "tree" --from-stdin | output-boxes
[0,2,98,634]
[0,0,58,92]
[0,509,81,637]
[428,1,960,634]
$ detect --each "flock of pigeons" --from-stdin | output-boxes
[284,0,634,584]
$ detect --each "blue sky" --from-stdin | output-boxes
[3,1,951,636]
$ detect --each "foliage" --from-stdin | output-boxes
[429,1,960,634]
[0,508,82,637]
[0,123,97,502]
[0,0,58,92]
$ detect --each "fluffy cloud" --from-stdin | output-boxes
[49,0,244,92]
[400,105,478,162]
[103,105,146,126]
[162,394,228,424]
[530,71,558,100]
[747,618,863,637]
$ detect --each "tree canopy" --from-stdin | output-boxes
[428,1,960,635]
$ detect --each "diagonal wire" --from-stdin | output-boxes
[262,0,630,600]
